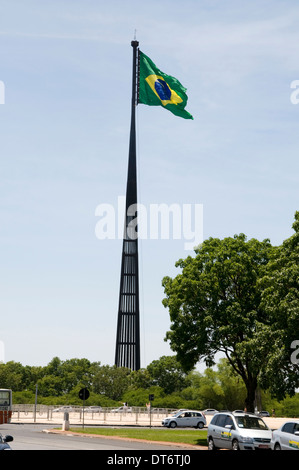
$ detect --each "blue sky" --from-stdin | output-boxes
[0,0,298,369]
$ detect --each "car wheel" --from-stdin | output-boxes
[274,443,281,450]
[197,421,204,429]
[208,437,217,451]
[169,421,177,428]
[232,439,240,450]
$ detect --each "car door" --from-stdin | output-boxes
[175,412,187,427]
[180,412,192,427]
[280,422,295,450]
[289,422,299,450]
[220,415,234,449]
[192,412,203,427]
[211,414,228,448]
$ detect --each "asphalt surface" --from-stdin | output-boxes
[1,423,202,451]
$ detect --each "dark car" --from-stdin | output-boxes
[0,434,13,450]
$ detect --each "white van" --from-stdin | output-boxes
[207,412,272,450]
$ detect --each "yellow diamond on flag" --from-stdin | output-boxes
[145,74,183,107]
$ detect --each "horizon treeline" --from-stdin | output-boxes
[0,355,298,417]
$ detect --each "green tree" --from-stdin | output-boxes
[0,361,27,390]
[162,233,273,412]
[123,385,165,407]
[130,368,152,390]
[37,375,65,397]
[92,365,131,401]
[146,355,190,394]
[259,211,299,398]
[41,357,101,394]
[196,368,225,410]
[216,359,246,410]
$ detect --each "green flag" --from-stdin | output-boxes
[138,51,193,120]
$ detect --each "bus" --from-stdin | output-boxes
[0,389,12,424]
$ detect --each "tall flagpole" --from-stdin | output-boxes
[115,40,140,371]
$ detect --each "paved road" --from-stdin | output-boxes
[1,424,200,451]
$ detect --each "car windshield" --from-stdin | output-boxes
[236,416,268,430]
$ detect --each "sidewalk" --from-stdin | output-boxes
[11,410,166,427]
[11,411,289,430]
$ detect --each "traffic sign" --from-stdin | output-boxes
[78,388,90,401]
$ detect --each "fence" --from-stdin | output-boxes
[9,406,286,430]
[10,405,177,426]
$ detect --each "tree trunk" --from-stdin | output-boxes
[244,378,257,412]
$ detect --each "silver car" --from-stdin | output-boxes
[85,406,102,413]
[207,412,272,450]
[271,420,299,450]
[162,410,206,429]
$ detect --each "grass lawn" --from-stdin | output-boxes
[69,427,208,447]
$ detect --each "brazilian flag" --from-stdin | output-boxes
[138,51,193,120]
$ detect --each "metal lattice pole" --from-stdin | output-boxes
[115,40,140,371]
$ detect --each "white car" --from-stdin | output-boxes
[110,406,132,413]
[207,412,272,450]
[203,409,218,416]
[52,406,73,413]
[162,410,206,429]
[85,406,102,413]
[271,420,299,450]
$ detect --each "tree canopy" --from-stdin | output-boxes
[162,212,299,411]
[259,211,299,398]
